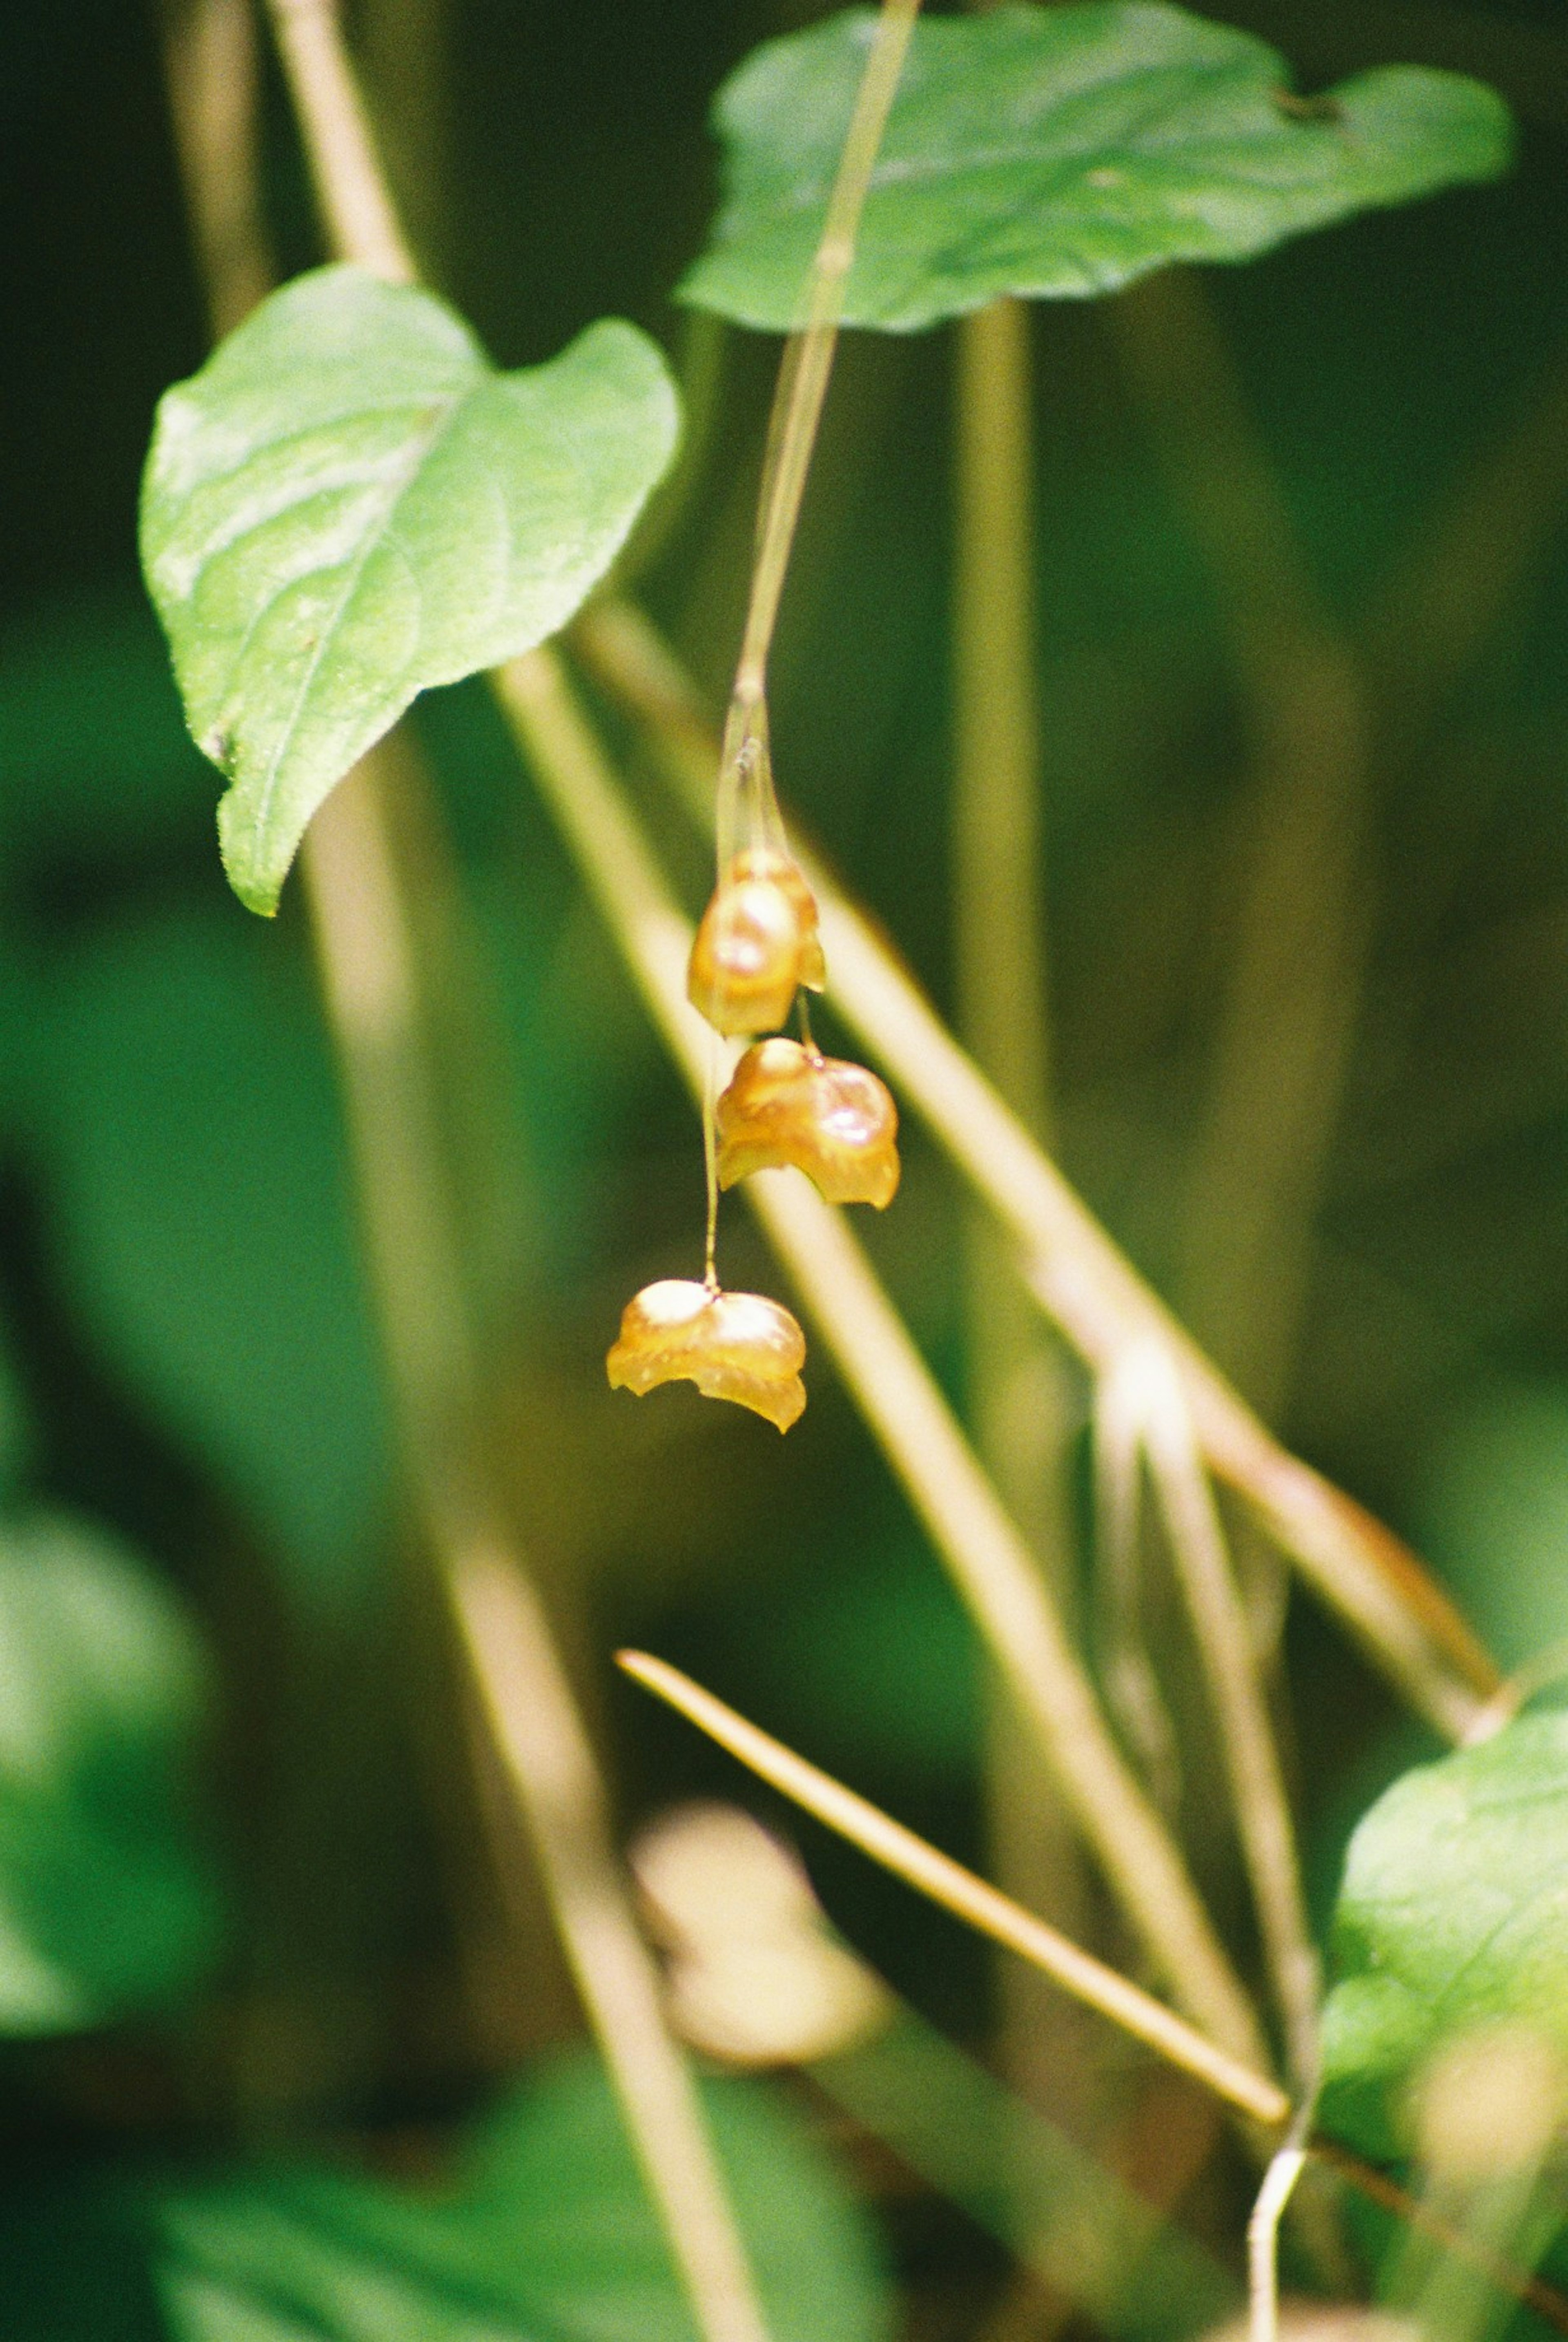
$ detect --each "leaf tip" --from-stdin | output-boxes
[216,803,286,919]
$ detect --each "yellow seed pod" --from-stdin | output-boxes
[716,1038,900,1209]
[687,849,825,1037]
[606,1279,806,1432]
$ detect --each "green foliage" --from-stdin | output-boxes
[0,594,211,880]
[1417,1378,1568,1671]
[742,1531,980,1783]
[158,2052,891,2342]
[681,2,1512,332]
[1319,1714,1568,2160]
[18,900,390,1611]
[0,1508,221,2031]
[140,268,679,914]
[0,2174,165,2342]
[0,1305,31,1501]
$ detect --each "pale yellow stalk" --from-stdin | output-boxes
[728,0,920,713]
[953,290,1089,2145]
[1119,1347,1320,2095]
[618,1651,1289,2130]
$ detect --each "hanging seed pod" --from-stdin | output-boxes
[688,849,826,1037]
[716,1038,900,1209]
[606,1279,806,1432]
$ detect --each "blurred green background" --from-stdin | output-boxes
[2,2,1568,2334]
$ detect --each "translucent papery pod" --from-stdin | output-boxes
[717,1040,900,1208]
[607,1279,808,1433]
[689,705,825,1037]
[688,849,826,1037]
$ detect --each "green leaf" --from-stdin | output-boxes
[460,2052,891,2342]
[158,2052,891,2342]
[140,267,679,914]
[0,1509,222,2031]
[681,3,1513,333]
[1319,1714,1568,2161]
[160,2191,547,2342]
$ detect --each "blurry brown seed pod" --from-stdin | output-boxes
[716,1039,900,1208]
[687,849,825,1037]
[606,1278,807,1432]
[630,1802,892,2066]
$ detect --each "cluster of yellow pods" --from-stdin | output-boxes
[607,847,899,1428]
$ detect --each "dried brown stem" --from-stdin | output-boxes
[619,1651,1290,2130]
[1123,1351,1319,2094]
[953,291,1091,2139]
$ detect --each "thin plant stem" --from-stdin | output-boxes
[1364,341,1568,752]
[567,596,1498,1739]
[264,0,416,282]
[1248,2115,1312,2342]
[160,0,272,336]
[953,296,1051,1136]
[617,1650,1290,2130]
[1093,1362,1182,1816]
[707,0,917,907]
[355,0,450,274]
[620,310,731,588]
[953,293,1090,2142]
[702,1034,721,1290]
[729,0,919,714]
[748,1170,1266,2070]
[1129,1346,1321,2097]
[1461,1636,1568,1747]
[492,645,1268,2075]
[1311,2142,1568,2342]
[703,0,917,1248]
[300,767,773,2342]
[448,1541,773,2342]
[254,12,776,2338]
[813,2010,1237,2335]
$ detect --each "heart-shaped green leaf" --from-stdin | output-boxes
[140,267,679,914]
[0,1509,222,2032]
[681,3,1512,333]
[1319,1713,1568,2160]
